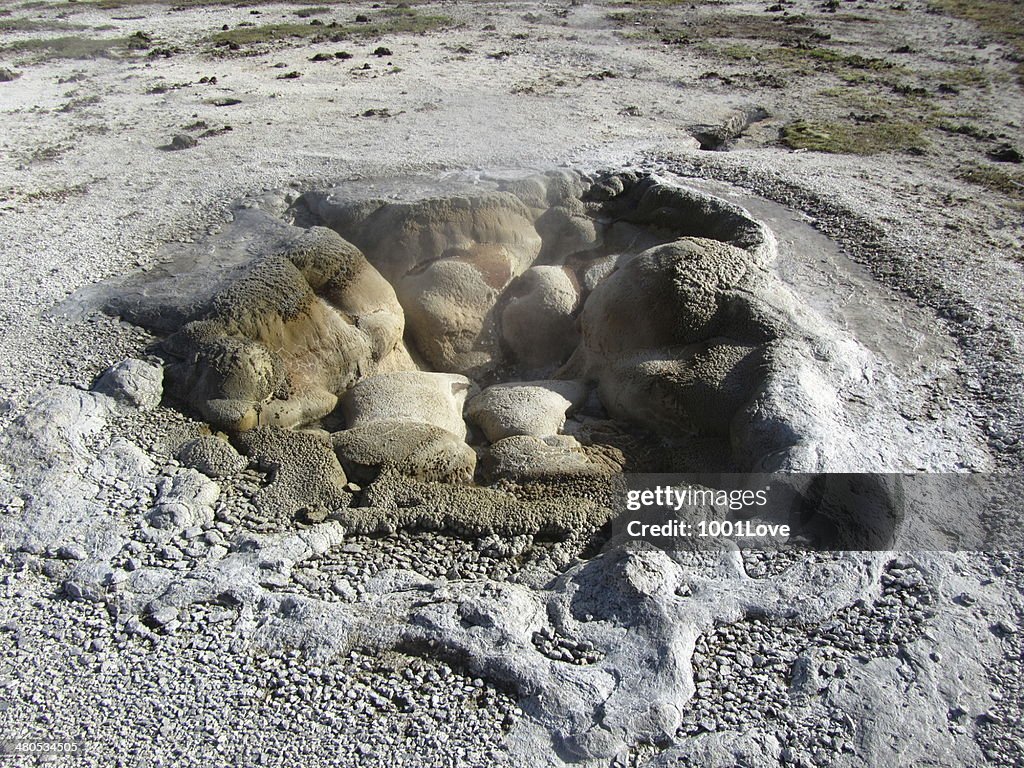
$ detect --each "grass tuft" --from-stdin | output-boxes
[1,34,131,61]
[930,0,1024,82]
[781,118,927,155]
[958,163,1024,201]
[0,17,90,33]
[208,8,450,47]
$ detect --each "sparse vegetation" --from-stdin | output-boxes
[88,0,315,8]
[294,6,331,18]
[20,182,90,203]
[208,7,450,48]
[958,162,1024,204]
[931,66,992,88]
[208,22,325,47]
[26,143,71,163]
[0,17,89,33]
[612,10,829,47]
[707,40,905,79]
[939,121,997,141]
[930,0,1024,83]
[821,83,939,117]
[59,94,102,112]
[1,34,132,61]
[781,118,927,155]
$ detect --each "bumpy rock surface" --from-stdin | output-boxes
[348,469,611,537]
[233,427,350,518]
[465,380,589,442]
[574,238,762,351]
[145,468,219,537]
[306,192,542,376]
[342,371,474,441]
[317,192,542,285]
[117,169,861,480]
[160,227,411,432]
[500,266,581,373]
[481,434,614,482]
[565,237,772,435]
[175,435,248,478]
[593,173,773,260]
[92,358,164,411]
[295,170,777,381]
[95,168,871,479]
[333,421,476,484]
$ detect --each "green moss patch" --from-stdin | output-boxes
[208,8,450,48]
[1,34,131,61]
[781,118,927,155]
[930,0,1024,83]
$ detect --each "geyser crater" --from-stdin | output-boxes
[91,168,880,532]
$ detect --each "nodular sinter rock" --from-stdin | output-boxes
[119,169,874,527]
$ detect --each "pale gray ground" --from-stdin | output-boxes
[0,0,1022,766]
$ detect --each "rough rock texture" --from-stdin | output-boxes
[500,266,582,374]
[315,192,542,286]
[733,337,866,472]
[0,349,996,768]
[74,170,876,482]
[572,238,762,353]
[389,547,918,766]
[92,358,164,411]
[594,173,773,261]
[347,469,611,537]
[466,380,589,443]
[481,435,614,482]
[0,386,140,557]
[560,230,864,472]
[564,237,772,435]
[160,227,411,432]
[145,469,219,538]
[175,435,248,478]
[233,427,350,519]
[690,105,771,151]
[396,259,502,375]
[332,421,476,485]
[342,371,474,441]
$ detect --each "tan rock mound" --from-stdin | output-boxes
[564,237,774,437]
[500,266,582,374]
[333,421,476,484]
[465,380,589,442]
[342,371,475,441]
[316,192,543,376]
[161,227,411,431]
